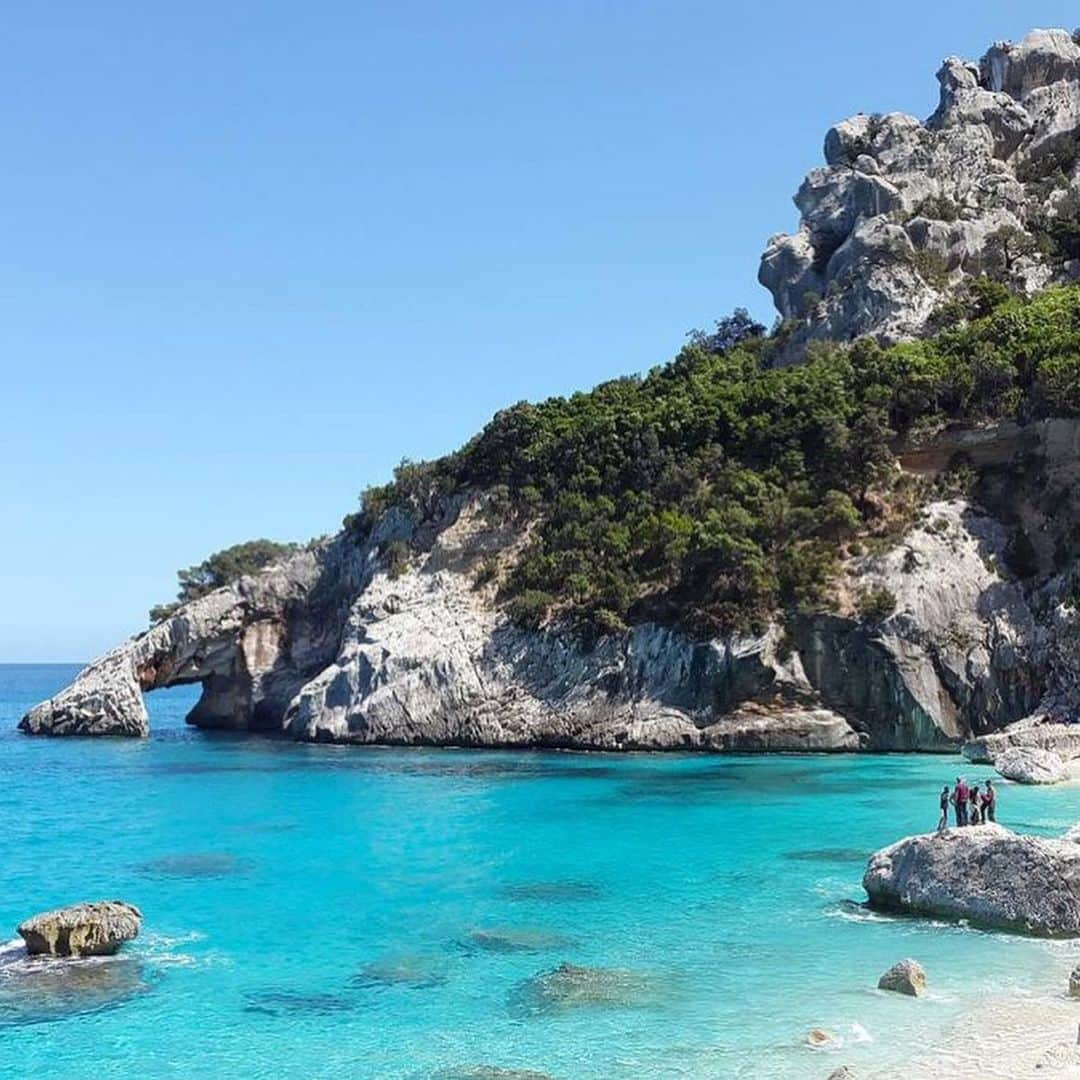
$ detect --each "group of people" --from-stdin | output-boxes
[938,776,996,831]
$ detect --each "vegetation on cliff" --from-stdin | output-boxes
[352,283,1080,637]
[149,540,299,623]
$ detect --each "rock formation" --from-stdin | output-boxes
[863,825,1080,935]
[760,29,1080,362]
[964,716,1080,765]
[994,746,1070,784]
[877,958,927,996]
[18,901,142,958]
[19,417,1080,751]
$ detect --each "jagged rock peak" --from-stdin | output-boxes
[760,28,1080,363]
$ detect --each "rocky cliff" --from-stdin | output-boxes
[760,28,1080,361]
[20,420,1080,749]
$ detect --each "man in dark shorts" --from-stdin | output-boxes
[983,779,997,823]
[937,785,950,832]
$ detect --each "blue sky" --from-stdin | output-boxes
[2,1,1076,661]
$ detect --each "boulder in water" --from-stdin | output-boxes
[877,958,926,996]
[863,825,1080,935]
[1070,964,1080,998]
[826,1069,856,1080]
[18,902,142,958]
[995,746,1069,784]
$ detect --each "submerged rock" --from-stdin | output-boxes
[509,962,658,1016]
[134,853,248,879]
[995,746,1070,784]
[502,881,601,903]
[18,902,142,958]
[0,947,150,1026]
[463,928,573,954]
[877,958,926,996]
[243,989,355,1017]
[863,825,1080,935]
[429,1069,553,1080]
[353,954,448,990]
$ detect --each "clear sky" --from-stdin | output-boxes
[2,2,1076,661]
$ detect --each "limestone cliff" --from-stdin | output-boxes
[760,29,1080,361]
[20,420,1080,750]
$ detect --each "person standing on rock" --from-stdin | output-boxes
[969,784,982,825]
[983,779,996,823]
[951,777,968,827]
[938,785,950,832]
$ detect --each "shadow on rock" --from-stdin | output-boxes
[501,881,601,903]
[0,943,152,1026]
[243,988,356,1017]
[133,853,252,879]
[352,953,449,990]
[508,962,662,1017]
[460,928,575,955]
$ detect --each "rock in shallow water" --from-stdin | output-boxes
[353,954,448,990]
[509,962,659,1016]
[18,901,142,958]
[463,928,573,954]
[863,825,1080,935]
[995,746,1070,784]
[877,958,926,996]
[0,948,150,1026]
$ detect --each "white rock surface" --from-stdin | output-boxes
[994,746,1070,784]
[760,29,1080,361]
[863,825,1080,934]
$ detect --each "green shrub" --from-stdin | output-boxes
[506,590,555,630]
[856,586,897,622]
[150,539,298,623]
[381,538,412,578]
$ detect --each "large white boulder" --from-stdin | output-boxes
[863,825,1080,935]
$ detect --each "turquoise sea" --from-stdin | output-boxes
[0,664,1076,1079]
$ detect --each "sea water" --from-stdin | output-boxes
[0,664,1076,1080]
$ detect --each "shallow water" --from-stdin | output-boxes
[1,663,1078,1079]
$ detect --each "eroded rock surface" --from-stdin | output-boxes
[994,746,1070,784]
[863,825,1080,935]
[877,958,927,996]
[18,901,142,958]
[760,29,1080,361]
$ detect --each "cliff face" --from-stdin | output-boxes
[21,421,1080,750]
[760,29,1080,361]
